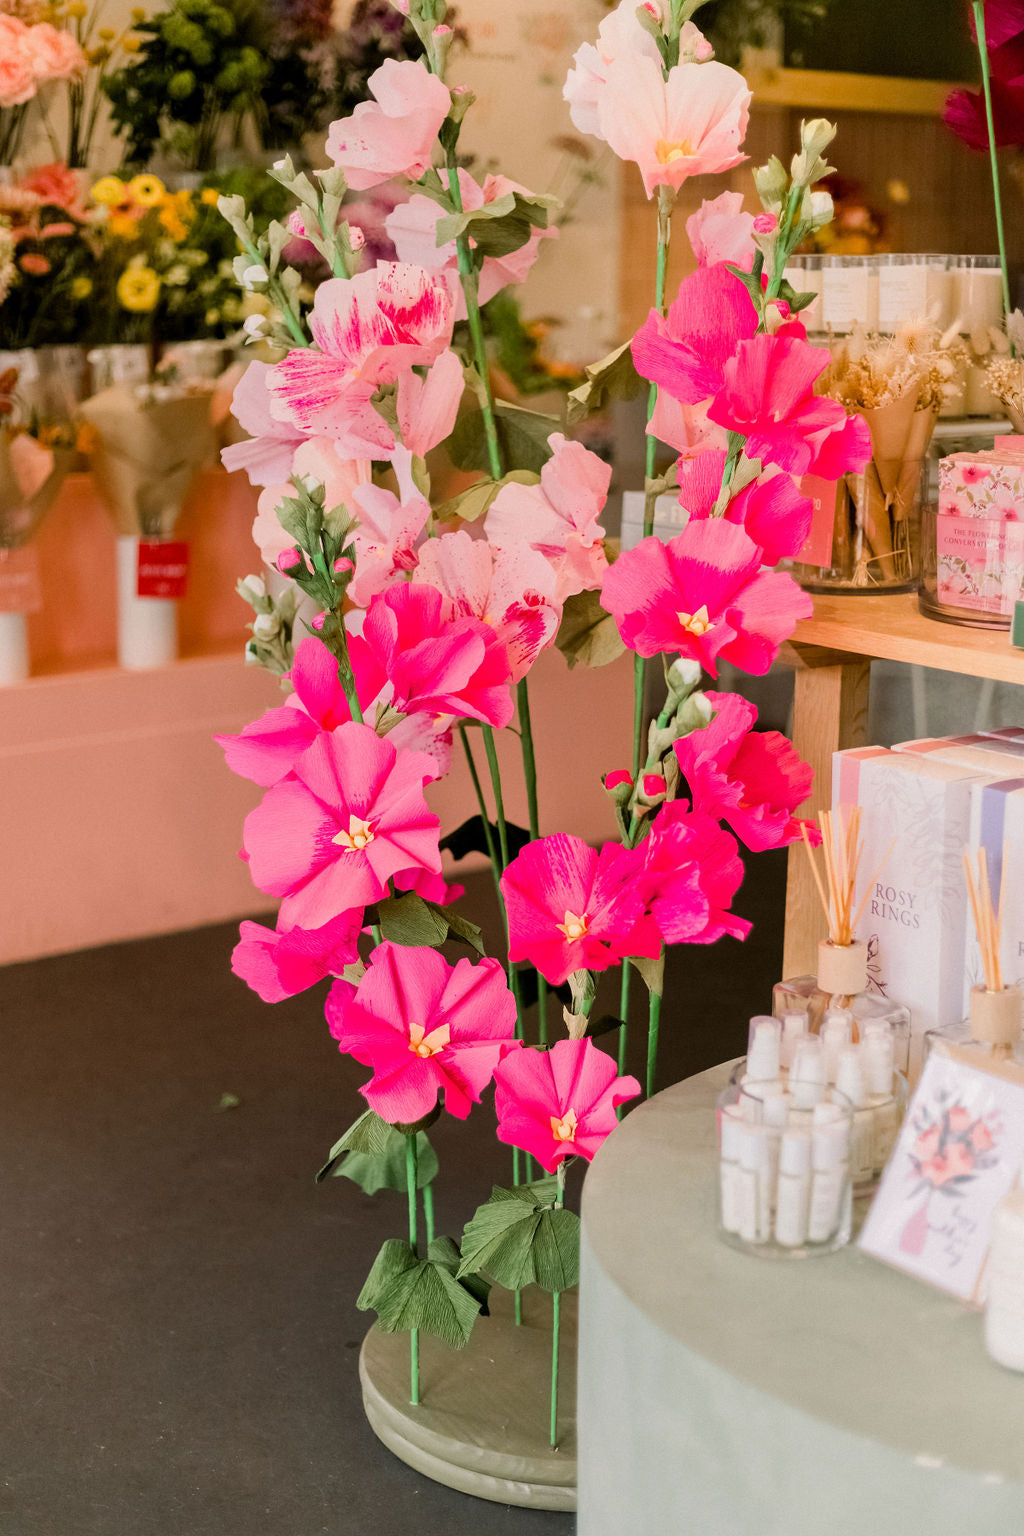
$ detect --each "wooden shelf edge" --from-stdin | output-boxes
[744,66,962,116]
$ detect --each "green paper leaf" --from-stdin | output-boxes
[357,1238,483,1349]
[556,588,626,670]
[436,905,486,956]
[566,339,645,426]
[447,401,560,476]
[433,470,541,526]
[436,191,558,258]
[333,1130,438,1195]
[457,1182,580,1293]
[376,891,450,949]
[773,277,817,314]
[315,1108,395,1181]
[531,1206,580,1292]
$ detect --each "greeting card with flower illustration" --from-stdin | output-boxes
[860,1047,1024,1301]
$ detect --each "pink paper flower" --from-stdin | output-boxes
[325,941,516,1123]
[632,263,757,407]
[242,723,441,929]
[492,1038,640,1173]
[0,17,35,106]
[675,449,813,566]
[361,582,514,727]
[500,834,661,986]
[707,333,872,478]
[564,0,663,139]
[232,911,363,1002]
[673,691,818,851]
[252,438,371,568]
[486,433,610,600]
[222,361,307,486]
[268,262,454,457]
[325,58,452,190]
[24,22,86,83]
[347,448,431,608]
[394,347,463,458]
[600,518,811,677]
[648,395,727,458]
[640,801,750,944]
[686,190,756,270]
[414,528,561,682]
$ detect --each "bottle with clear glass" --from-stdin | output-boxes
[925,984,1024,1064]
[773,939,912,1076]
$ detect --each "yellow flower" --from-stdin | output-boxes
[66,2,88,16]
[158,207,188,241]
[91,175,126,206]
[107,212,140,239]
[117,266,161,313]
[71,276,92,299]
[120,34,140,51]
[200,187,220,207]
[129,174,165,207]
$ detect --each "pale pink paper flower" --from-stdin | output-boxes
[493,1038,640,1173]
[242,723,442,929]
[0,16,35,105]
[415,528,562,683]
[268,262,454,457]
[232,911,363,1002]
[222,361,307,486]
[674,691,819,852]
[676,449,813,565]
[325,941,516,1123]
[648,395,727,458]
[500,833,661,986]
[686,190,756,270]
[600,518,812,677]
[347,448,431,608]
[251,438,370,567]
[707,333,873,478]
[632,263,757,406]
[596,55,750,198]
[386,169,557,318]
[24,22,86,82]
[395,347,463,458]
[563,0,663,139]
[486,433,610,600]
[325,58,452,190]
[640,801,751,944]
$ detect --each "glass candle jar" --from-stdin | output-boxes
[919,505,1022,629]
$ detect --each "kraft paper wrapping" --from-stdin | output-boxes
[0,433,73,549]
[79,385,217,538]
[843,399,938,586]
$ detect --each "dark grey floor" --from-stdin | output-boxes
[0,856,786,1536]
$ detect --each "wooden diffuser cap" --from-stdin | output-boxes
[970,984,1023,1046]
[817,939,868,997]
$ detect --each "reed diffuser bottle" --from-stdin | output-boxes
[773,807,911,1074]
[926,848,1024,1063]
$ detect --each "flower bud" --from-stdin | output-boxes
[333,556,353,575]
[641,772,667,802]
[240,263,268,289]
[277,548,302,574]
[799,187,833,232]
[242,314,266,337]
[311,611,326,632]
[753,155,787,213]
[246,575,267,600]
[253,612,280,639]
[603,768,634,808]
[675,692,713,735]
[753,212,778,235]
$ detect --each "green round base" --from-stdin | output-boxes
[358,1286,577,1511]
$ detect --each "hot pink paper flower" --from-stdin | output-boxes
[386,169,557,318]
[686,190,756,270]
[415,529,561,683]
[600,518,811,677]
[394,347,463,458]
[500,834,661,986]
[493,1038,640,1173]
[707,333,872,478]
[232,911,363,1002]
[268,262,454,457]
[596,54,751,198]
[361,582,514,727]
[676,449,813,566]
[486,433,610,600]
[242,723,441,929]
[325,58,452,190]
[347,448,431,608]
[222,361,307,486]
[632,263,757,407]
[640,800,750,944]
[673,691,818,852]
[325,941,516,1123]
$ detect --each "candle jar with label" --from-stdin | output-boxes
[919,445,1024,629]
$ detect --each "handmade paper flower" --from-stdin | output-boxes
[361,582,514,727]
[268,262,454,457]
[632,263,758,407]
[500,834,660,985]
[648,396,727,459]
[221,361,307,487]
[242,723,441,929]
[394,348,464,459]
[673,691,817,852]
[347,448,431,608]
[640,801,751,945]
[675,449,813,566]
[325,941,517,1123]
[325,58,452,189]
[563,0,663,139]
[945,3,1024,150]
[253,437,371,568]
[492,1037,641,1173]
[232,911,363,1003]
[686,190,756,270]
[486,433,610,600]
[415,529,561,683]
[600,518,812,677]
[707,333,872,478]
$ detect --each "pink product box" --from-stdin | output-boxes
[938,453,1024,519]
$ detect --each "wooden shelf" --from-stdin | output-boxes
[743,66,961,116]
[789,592,1024,686]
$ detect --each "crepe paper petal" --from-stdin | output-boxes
[325,59,452,190]
[493,1037,640,1172]
[232,911,363,1002]
[640,800,751,945]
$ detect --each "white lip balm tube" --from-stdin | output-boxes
[774,1128,813,1248]
[807,1101,850,1243]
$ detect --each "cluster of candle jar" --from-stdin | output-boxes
[782,253,1003,338]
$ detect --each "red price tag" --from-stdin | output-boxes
[0,545,42,614]
[137,540,189,599]
[795,475,838,568]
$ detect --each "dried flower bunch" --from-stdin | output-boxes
[820,321,965,414]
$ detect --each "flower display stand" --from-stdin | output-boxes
[359,1287,577,1511]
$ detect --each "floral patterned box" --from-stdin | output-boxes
[938,452,1024,520]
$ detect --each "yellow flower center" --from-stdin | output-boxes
[557,910,589,941]
[407,1021,451,1059]
[332,814,376,852]
[656,138,695,166]
[677,604,713,636]
[550,1109,579,1143]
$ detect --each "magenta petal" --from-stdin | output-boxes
[216,706,320,788]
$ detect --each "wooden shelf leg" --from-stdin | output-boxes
[782,657,871,981]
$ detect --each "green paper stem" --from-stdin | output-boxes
[422,1180,435,1246]
[458,726,503,901]
[446,156,504,482]
[405,1132,420,1405]
[550,1161,567,1450]
[616,964,630,1118]
[646,986,663,1100]
[974,1,1014,322]
[517,678,549,1046]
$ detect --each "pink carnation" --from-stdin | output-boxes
[232,911,363,1002]
[686,191,756,270]
[493,1038,640,1174]
[486,433,610,600]
[0,16,35,106]
[675,449,813,566]
[325,941,516,1124]
[640,801,750,944]
[24,22,86,82]
[632,263,757,407]
[326,58,452,190]
[19,161,85,218]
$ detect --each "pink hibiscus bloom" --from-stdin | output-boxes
[673,691,817,851]
[325,58,452,190]
[493,1038,641,1173]
[222,361,308,487]
[232,911,363,1002]
[386,169,557,319]
[394,348,464,459]
[707,333,872,478]
[640,801,750,944]
[268,262,454,457]
[600,518,811,677]
[632,263,757,407]
[500,833,661,986]
[325,941,516,1123]
[347,448,431,608]
[242,723,441,929]
[415,528,562,683]
[686,190,756,270]
[676,449,813,566]
[361,582,514,728]
[486,433,610,600]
